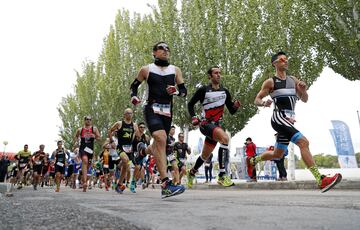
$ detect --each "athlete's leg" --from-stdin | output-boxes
[171,161,179,184]
[149,130,168,180]
[81,154,89,191]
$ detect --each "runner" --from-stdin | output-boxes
[174,132,191,184]
[74,115,101,192]
[52,140,69,192]
[108,108,140,194]
[131,122,151,192]
[187,66,241,188]
[32,144,46,190]
[15,144,32,189]
[252,51,342,192]
[165,126,180,185]
[100,141,111,191]
[130,41,186,198]
[72,151,82,189]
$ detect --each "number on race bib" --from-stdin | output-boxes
[152,103,171,117]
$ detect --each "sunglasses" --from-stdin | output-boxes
[274,57,288,63]
[139,126,145,128]
[179,136,184,138]
[156,45,170,52]
[85,118,92,121]
[125,112,133,115]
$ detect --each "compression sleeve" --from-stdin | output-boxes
[130,79,142,97]
[187,86,206,117]
[177,83,187,97]
[225,88,237,115]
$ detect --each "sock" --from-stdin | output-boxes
[192,156,205,174]
[255,155,262,163]
[218,144,228,177]
[161,177,169,183]
[308,165,322,185]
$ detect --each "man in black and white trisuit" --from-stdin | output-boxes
[129,41,186,198]
[187,66,241,188]
[253,51,341,193]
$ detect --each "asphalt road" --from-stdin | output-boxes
[1,186,359,230]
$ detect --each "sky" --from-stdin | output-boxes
[1,0,359,157]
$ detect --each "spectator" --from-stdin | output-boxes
[245,137,257,182]
[0,155,10,182]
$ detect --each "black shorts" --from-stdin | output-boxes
[103,168,110,174]
[144,104,172,134]
[55,165,65,175]
[271,111,303,149]
[67,165,74,177]
[200,122,222,147]
[49,172,55,178]
[79,148,94,163]
[33,164,43,174]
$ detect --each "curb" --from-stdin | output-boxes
[189,179,360,190]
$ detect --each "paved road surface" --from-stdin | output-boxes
[1,186,359,230]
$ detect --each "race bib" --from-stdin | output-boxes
[112,156,120,161]
[205,163,210,167]
[20,163,27,168]
[152,103,171,117]
[84,147,93,154]
[122,145,133,153]
[167,154,176,162]
[57,162,64,167]
[179,158,186,163]
[96,170,100,173]
[103,164,109,169]
[76,165,81,169]
[283,110,296,124]
[35,161,42,165]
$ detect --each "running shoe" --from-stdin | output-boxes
[319,173,342,193]
[161,180,185,199]
[130,180,136,193]
[115,184,126,194]
[186,169,196,189]
[249,156,257,166]
[217,175,235,187]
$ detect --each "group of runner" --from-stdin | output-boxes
[8,42,342,198]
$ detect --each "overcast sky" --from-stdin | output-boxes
[1,0,359,156]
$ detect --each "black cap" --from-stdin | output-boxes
[246,137,252,142]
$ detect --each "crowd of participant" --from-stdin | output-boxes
[3,42,342,198]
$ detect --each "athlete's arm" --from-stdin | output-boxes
[187,145,191,155]
[291,76,308,102]
[133,123,141,141]
[73,128,81,147]
[187,86,206,118]
[254,78,273,107]
[224,89,240,115]
[108,121,122,143]
[93,127,101,141]
[174,67,187,97]
[130,66,149,103]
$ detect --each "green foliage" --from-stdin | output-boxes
[356,152,360,164]
[297,153,340,169]
[58,0,358,150]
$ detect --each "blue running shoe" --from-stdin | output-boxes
[130,180,136,193]
[161,180,185,199]
[115,184,126,194]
